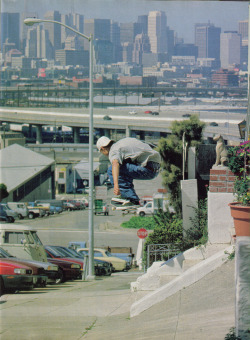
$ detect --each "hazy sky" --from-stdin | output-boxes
[2,0,249,43]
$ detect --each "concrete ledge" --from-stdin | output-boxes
[130,245,234,317]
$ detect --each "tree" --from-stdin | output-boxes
[0,184,9,201]
[157,115,205,215]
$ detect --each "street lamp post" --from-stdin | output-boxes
[24,18,95,279]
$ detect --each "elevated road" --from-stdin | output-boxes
[0,105,246,142]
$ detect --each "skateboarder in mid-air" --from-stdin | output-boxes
[96,136,161,207]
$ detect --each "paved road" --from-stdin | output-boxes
[15,175,162,252]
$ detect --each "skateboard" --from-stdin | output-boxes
[110,197,138,215]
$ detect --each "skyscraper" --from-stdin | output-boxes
[120,23,141,44]
[84,19,111,51]
[1,12,20,50]
[44,10,61,53]
[238,20,248,39]
[220,31,241,69]
[138,15,148,35]
[148,11,167,54]
[132,33,150,64]
[25,25,53,59]
[195,23,221,62]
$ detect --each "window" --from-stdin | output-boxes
[59,172,65,179]
[4,232,28,244]
[30,232,42,245]
[94,251,103,257]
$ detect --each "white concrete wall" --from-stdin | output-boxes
[235,237,250,338]
[208,191,234,244]
[181,179,198,232]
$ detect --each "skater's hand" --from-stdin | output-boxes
[114,185,120,196]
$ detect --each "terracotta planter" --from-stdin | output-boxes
[228,202,250,237]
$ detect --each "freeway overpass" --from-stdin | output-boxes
[0,105,245,144]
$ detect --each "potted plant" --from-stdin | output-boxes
[228,140,250,237]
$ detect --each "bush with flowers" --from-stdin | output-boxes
[227,140,250,206]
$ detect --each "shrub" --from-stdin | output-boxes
[121,216,155,230]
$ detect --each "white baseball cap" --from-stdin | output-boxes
[96,136,113,151]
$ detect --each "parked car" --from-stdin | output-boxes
[7,203,29,219]
[63,202,78,211]
[77,198,89,208]
[63,246,113,276]
[0,223,48,262]
[0,247,59,285]
[0,204,18,222]
[182,114,191,117]
[0,205,15,223]
[26,203,46,219]
[45,245,84,269]
[144,110,152,114]
[0,259,34,295]
[210,122,218,126]
[35,200,65,210]
[43,255,82,284]
[66,200,85,210]
[129,110,137,115]
[77,248,127,271]
[151,111,159,115]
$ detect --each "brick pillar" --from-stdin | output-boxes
[208,166,235,244]
[209,168,236,193]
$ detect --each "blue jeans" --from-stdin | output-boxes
[107,162,159,201]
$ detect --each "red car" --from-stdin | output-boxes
[0,259,34,295]
[144,110,152,114]
[0,247,58,286]
[44,246,83,283]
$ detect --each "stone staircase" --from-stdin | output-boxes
[130,242,234,317]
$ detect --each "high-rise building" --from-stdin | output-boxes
[84,19,111,51]
[148,11,167,54]
[138,15,148,35]
[132,33,150,64]
[195,23,221,62]
[1,12,20,50]
[122,42,133,63]
[44,10,61,53]
[94,40,114,65]
[111,21,122,62]
[120,23,142,44]
[166,27,175,58]
[20,12,37,53]
[25,27,37,58]
[238,20,248,39]
[220,31,241,69]
[55,49,89,67]
[25,25,53,59]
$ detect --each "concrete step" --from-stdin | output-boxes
[130,244,234,317]
[182,259,201,272]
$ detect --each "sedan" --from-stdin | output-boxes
[144,110,152,114]
[77,248,127,271]
[0,247,59,285]
[64,246,113,276]
[45,245,84,268]
[0,259,34,295]
[151,111,159,115]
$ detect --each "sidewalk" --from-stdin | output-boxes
[0,259,235,340]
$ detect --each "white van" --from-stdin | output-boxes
[0,224,47,262]
[7,202,29,219]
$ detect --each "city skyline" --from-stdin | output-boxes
[1,0,248,44]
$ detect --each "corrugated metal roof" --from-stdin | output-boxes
[0,144,54,192]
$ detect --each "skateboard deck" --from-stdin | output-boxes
[110,197,138,212]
